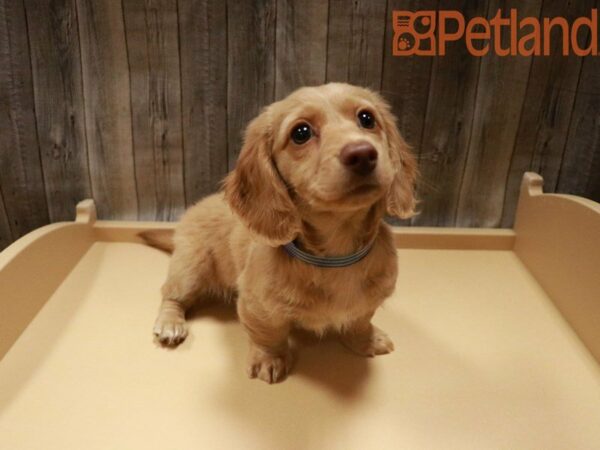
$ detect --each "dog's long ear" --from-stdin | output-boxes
[223,111,301,246]
[378,101,418,219]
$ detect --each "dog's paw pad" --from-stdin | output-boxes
[153,319,188,346]
[342,326,394,357]
[370,330,394,355]
[247,349,292,384]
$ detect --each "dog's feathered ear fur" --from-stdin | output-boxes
[377,99,418,219]
[223,111,301,246]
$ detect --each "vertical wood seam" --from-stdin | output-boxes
[121,0,141,219]
[224,0,229,173]
[20,1,46,214]
[0,0,13,238]
[410,0,440,226]
[174,0,186,211]
[3,0,50,228]
[73,0,95,207]
[272,0,278,101]
[0,0,8,241]
[74,0,96,208]
[225,0,230,171]
[555,27,592,190]
[453,0,493,226]
[415,0,439,156]
[499,53,536,214]
[324,0,331,82]
[378,0,388,92]
[273,0,278,95]
[175,0,187,203]
[21,0,51,222]
[0,177,12,241]
[499,13,540,223]
[346,1,352,82]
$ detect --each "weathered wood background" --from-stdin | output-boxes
[0,0,598,249]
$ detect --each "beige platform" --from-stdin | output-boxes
[0,173,599,450]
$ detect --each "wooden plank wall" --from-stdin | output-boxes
[0,0,599,249]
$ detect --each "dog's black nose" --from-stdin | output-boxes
[340,142,378,175]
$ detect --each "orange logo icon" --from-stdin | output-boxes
[392,11,437,56]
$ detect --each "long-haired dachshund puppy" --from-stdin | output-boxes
[141,83,417,384]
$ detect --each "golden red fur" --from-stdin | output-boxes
[141,83,417,384]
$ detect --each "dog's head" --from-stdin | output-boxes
[224,83,417,245]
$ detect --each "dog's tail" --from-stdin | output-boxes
[138,229,175,254]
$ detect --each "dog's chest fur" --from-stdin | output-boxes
[247,237,398,334]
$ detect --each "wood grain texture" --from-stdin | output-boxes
[0,0,50,238]
[456,0,543,227]
[24,0,91,223]
[381,0,437,152]
[381,0,438,226]
[227,0,277,169]
[123,0,185,220]
[178,0,228,206]
[0,188,12,250]
[275,0,328,99]
[76,0,138,219]
[326,0,387,90]
[501,0,594,226]
[413,0,487,226]
[1,0,600,250]
[557,38,600,202]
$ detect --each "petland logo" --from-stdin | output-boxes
[393,9,598,56]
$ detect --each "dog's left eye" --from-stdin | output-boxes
[357,110,376,129]
[290,123,313,145]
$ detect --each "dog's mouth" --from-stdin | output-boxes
[347,182,379,196]
[302,178,384,211]
[322,181,383,209]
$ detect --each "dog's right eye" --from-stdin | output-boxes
[290,123,312,145]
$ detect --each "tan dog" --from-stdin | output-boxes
[141,83,417,384]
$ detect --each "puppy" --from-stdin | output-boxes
[141,83,417,384]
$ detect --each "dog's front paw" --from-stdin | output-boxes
[246,345,292,384]
[341,325,394,357]
[153,316,188,346]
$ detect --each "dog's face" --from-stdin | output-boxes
[271,84,400,212]
[225,83,417,245]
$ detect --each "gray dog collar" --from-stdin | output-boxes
[282,239,375,268]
